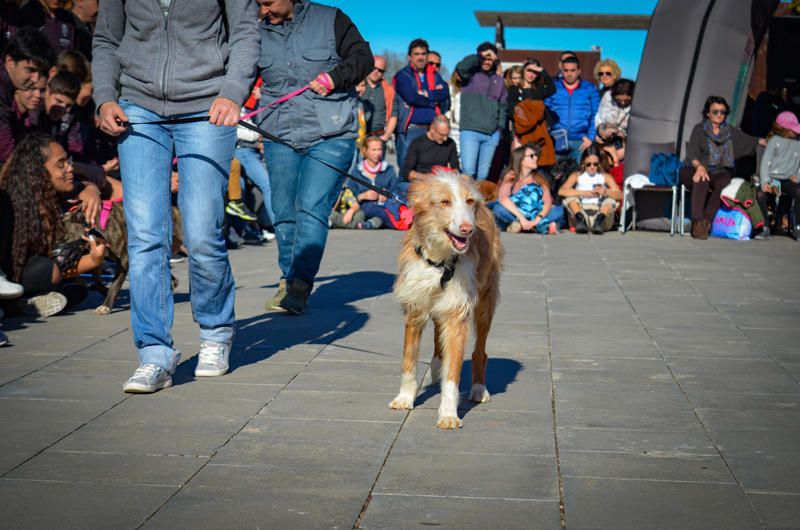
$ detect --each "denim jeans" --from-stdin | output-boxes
[235,146,274,225]
[395,126,427,177]
[490,202,565,234]
[263,137,354,286]
[118,100,236,371]
[460,129,501,181]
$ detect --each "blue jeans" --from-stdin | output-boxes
[263,137,354,286]
[490,202,565,234]
[235,146,274,225]
[395,126,427,177]
[118,100,236,371]
[460,129,501,181]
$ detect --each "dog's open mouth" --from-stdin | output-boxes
[446,230,469,251]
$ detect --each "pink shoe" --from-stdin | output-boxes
[548,222,558,235]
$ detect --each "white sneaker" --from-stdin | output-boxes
[0,270,24,300]
[195,340,231,377]
[123,354,180,393]
[24,292,67,317]
[261,229,276,242]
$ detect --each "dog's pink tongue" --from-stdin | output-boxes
[449,232,467,250]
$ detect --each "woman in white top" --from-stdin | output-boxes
[559,146,623,234]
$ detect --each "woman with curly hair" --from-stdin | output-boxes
[0,133,106,317]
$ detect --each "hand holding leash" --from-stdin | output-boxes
[98,102,129,137]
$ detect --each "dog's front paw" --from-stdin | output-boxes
[436,415,463,429]
[469,384,491,403]
[389,394,415,410]
[95,305,111,315]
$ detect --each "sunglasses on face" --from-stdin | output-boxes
[584,161,600,167]
[374,67,385,74]
[428,61,440,67]
[524,153,539,159]
[524,69,537,74]
[710,109,727,116]
[598,71,614,77]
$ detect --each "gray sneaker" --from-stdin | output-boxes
[24,292,67,317]
[195,340,231,377]
[123,354,180,393]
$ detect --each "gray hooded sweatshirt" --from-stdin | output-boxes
[92,0,260,116]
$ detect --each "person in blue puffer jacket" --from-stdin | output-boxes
[545,56,600,163]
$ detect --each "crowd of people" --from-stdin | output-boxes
[1,1,799,384]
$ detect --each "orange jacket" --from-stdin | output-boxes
[381,79,395,128]
[514,100,556,167]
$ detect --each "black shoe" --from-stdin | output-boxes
[592,213,606,234]
[225,227,244,249]
[60,282,88,308]
[575,213,589,234]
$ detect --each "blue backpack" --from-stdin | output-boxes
[649,153,682,186]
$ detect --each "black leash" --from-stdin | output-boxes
[122,116,407,206]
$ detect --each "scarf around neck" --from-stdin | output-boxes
[703,119,734,169]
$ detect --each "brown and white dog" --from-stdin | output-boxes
[390,172,504,429]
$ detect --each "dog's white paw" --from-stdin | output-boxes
[95,305,111,315]
[469,384,491,403]
[389,394,415,410]
[436,415,463,430]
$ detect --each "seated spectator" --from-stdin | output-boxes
[1,27,55,164]
[12,74,46,127]
[403,115,460,182]
[56,50,92,108]
[491,143,563,234]
[513,99,556,168]
[755,111,800,240]
[455,42,507,181]
[38,69,82,153]
[350,135,402,229]
[679,95,761,239]
[559,145,622,234]
[16,0,75,54]
[595,78,634,140]
[597,131,626,187]
[0,133,106,317]
[545,55,600,163]
[594,58,621,95]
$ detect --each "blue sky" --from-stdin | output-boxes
[326,0,658,79]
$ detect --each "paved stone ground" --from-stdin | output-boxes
[1,230,799,529]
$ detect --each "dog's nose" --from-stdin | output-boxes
[459,222,474,236]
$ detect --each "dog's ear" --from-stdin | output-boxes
[406,180,428,209]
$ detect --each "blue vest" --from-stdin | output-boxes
[258,1,357,148]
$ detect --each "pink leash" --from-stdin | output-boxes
[240,73,333,122]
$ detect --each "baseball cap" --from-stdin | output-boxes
[776,111,800,134]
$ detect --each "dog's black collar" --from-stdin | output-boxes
[415,246,459,289]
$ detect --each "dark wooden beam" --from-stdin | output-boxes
[475,11,652,30]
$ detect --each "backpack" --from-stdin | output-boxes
[649,153,681,186]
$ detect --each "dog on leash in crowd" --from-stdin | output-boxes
[390,172,504,429]
[62,204,180,314]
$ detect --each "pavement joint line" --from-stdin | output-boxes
[745,490,800,496]
[136,306,374,528]
[561,475,738,485]
[543,248,568,530]
[560,449,719,456]
[1,477,182,488]
[252,416,402,424]
[46,449,212,458]
[604,247,770,528]
[0,326,130,390]
[370,492,557,503]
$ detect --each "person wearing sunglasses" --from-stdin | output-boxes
[680,95,762,239]
[593,58,620,95]
[361,55,397,143]
[427,51,442,72]
[559,146,622,234]
[454,41,507,181]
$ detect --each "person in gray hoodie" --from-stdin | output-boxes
[756,111,800,240]
[92,0,260,394]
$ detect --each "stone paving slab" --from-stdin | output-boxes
[1,230,799,528]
